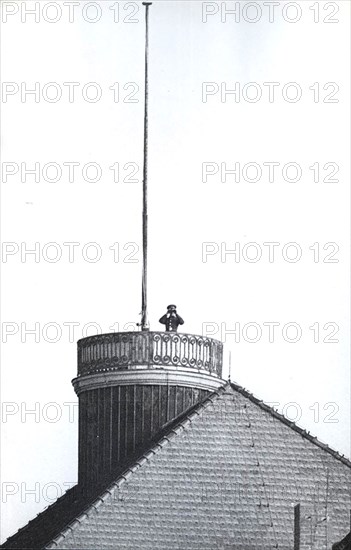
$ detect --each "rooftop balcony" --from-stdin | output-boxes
[77,331,223,379]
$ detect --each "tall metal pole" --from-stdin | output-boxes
[141,2,152,331]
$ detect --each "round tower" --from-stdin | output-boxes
[73,330,224,491]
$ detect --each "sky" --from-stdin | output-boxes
[1,0,350,543]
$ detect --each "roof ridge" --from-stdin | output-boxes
[45,384,228,548]
[229,381,351,468]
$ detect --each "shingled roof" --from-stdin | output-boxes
[2,382,350,550]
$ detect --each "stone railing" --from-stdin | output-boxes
[77,331,223,378]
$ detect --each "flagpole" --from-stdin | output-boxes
[141,2,152,331]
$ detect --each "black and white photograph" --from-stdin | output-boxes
[1,1,350,548]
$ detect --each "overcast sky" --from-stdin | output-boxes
[1,0,350,543]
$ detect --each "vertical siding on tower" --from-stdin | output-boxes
[78,384,210,490]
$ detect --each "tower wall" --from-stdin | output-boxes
[77,384,210,488]
[73,331,224,491]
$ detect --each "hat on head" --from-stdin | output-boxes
[167,304,177,310]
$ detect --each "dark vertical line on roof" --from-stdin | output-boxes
[294,504,300,550]
[243,403,279,548]
[325,469,330,548]
[309,516,313,548]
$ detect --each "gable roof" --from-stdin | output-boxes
[2,382,350,550]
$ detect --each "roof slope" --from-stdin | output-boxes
[2,383,351,550]
[332,532,351,550]
[0,486,82,550]
[0,399,207,550]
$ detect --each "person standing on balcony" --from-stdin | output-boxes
[159,305,184,332]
